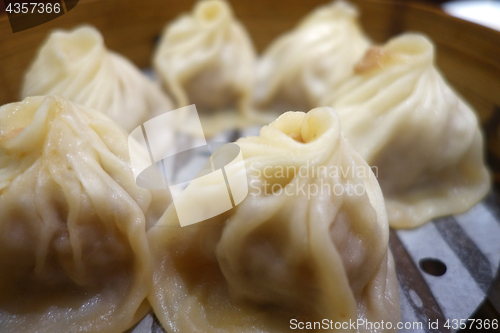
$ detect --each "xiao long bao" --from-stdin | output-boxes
[0,96,169,333]
[153,0,259,135]
[147,107,400,332]
[21,26,173,133]
[253,0,370,114]
[323,33,491,228]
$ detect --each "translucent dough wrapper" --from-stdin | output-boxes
[153,0,259,135]
[0,96,168,333]
[323,34,491,228]
[253,0,370,114]
[148,107,400,332]
[21,26,174,132]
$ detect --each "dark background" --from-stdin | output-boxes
[0,0,451,16]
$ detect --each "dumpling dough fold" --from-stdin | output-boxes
[323,33,491,228]
[148,107,400,332]
[153,0,260,136]
[0,96,166,333]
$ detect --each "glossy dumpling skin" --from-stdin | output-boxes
[153,0,255,115]
[0,96,167,333]
[147,107,400,332]
[253,0,370,114]
[21,26,173,132]
[323,34,491,228]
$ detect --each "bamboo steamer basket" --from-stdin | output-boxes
[0,0,499,331]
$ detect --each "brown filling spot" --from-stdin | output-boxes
[0,128,25,143]
[354,46,395,74]
[289,132,305,143]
